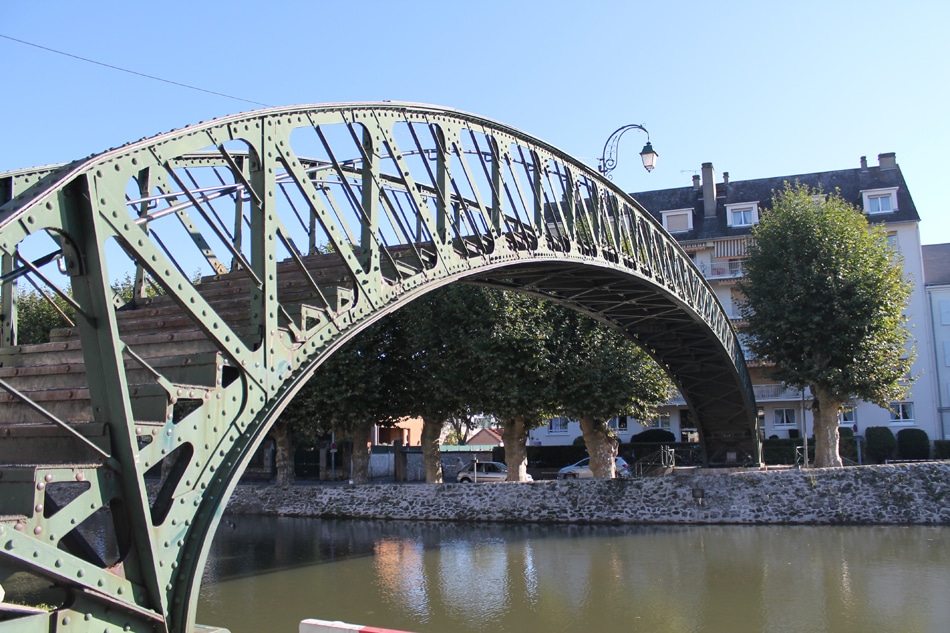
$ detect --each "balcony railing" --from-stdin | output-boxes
[754,384,812,401]
[707,259,745,279]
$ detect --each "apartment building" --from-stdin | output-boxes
[923,243,950,441]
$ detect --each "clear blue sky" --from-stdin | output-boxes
[3,1,948,242]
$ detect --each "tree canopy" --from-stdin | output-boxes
[738,182,914,467]
[548,305,674,477]
[397,283,499,482]
[278,315,411,482]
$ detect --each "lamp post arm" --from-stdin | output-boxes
[598,123,653,178]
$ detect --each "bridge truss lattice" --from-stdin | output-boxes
[0,103,756,633]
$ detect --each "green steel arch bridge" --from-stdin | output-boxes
[0,103,757,633]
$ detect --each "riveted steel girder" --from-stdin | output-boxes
[0,103,756,632]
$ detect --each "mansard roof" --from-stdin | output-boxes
[923,243,950,286]
[630,155,920,243]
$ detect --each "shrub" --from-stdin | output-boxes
[935,440,950,460]
[761,438,814,465]
[630,428,676,444]
[896,428,930,460]
[865,426,896,463]
[762,438,799,465]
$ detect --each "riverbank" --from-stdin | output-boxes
[224,462,950,525]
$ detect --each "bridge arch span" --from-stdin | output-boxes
[0,103,755,633]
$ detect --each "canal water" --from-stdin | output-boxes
[197,517,950,633]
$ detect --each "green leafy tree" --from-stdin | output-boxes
[398,285,563,483]
[398,284,496,482]
[11,287,75,344]
[279,316,410,484]
[550,306,674,477]
[474,290,558,481]
[738,183,913,468]
[397,287,674,482]
[11,272,164,345]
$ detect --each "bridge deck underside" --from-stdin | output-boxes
[471,262,755,453]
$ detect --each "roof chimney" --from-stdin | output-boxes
[860,156,868,170]
[878,152,897,170]
[722,171,729,185]
[692,174,701,189]
[702,162,717,217]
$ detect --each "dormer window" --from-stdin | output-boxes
[862,187,898,214]
[661,208,693,233]
[726,202,759,227]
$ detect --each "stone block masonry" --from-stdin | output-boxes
[225,462,950,525]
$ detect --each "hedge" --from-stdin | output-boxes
[865,426,897,463]
[897,428,930,460]
[493,441,700,469]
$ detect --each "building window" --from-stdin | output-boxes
[726,202,759,227]
[889,402,915,424]
[839,405,856,426]
[774,408,796,427]
[646,413,671,429]
[861,188,898,215]
[868,194,892,213]
[548,417,569,433]
[661,209,693,233]
[732,207,754,226]
[886,232,901,255]
[608,416,629,431]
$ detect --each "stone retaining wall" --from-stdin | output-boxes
[224,462,950,525]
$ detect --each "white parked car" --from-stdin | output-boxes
[456,461,532,483]
[557,456,631,479]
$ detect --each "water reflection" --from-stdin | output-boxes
[198,519,950,633]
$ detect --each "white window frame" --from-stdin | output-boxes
[861,187,898,215]
[888,402,915,425]
[548,417,569,434]
[661,208,693,233]
[839,404,856,426]
[608,416,629,431]
[725,202,759,227]
[773,408,796,427]
[886,231,901,255]
[646,413,671,429]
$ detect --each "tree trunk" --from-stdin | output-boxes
[580,415,616,478]
[421,415,444,483]
[449,417,472,444]
[501,416,530,481]
[272,420,295,486]
[350,424,373,484]
[811,385,843,468]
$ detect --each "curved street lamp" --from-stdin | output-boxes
[598,123,658,179]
